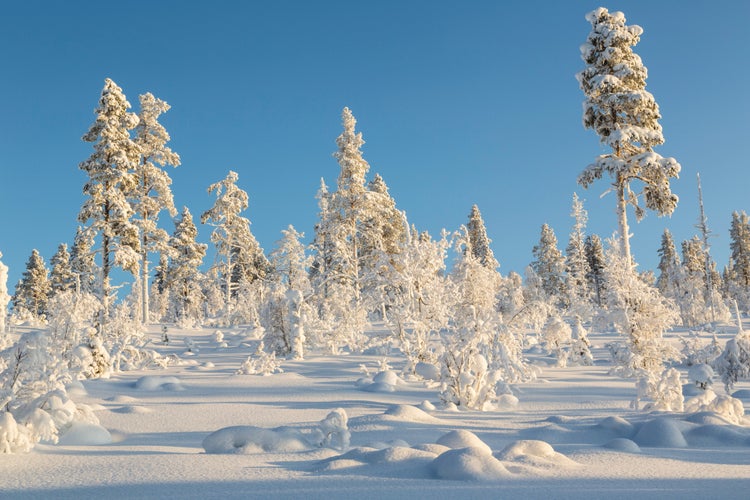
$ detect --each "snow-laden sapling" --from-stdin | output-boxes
[688,363,715,391]
[236,342,283,376]
[568,317,594,366]
[712,333,750,392]
[541,315,572,366]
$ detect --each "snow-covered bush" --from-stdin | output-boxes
[685,389,746,425]
[712,333,750,392]
[636,367,684,412]
[680,332,722,367]
[567,317,593,366]
[688,364,715,390]
[541,315,572,366]
[236,342,283,376]
[0,329,102,452]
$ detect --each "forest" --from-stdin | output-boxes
[0,8,749,495]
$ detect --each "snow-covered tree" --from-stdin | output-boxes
[262,226,314,358]
[201,171,268,323]
[49,244,76,297]
[542,315,572,366]
[602,237,680,408]
[467,204,499,270]
[383,226,451,370]
[531,224,566,306]
[166,207,206,327]
[565,193,592,314]
[577,8,680,266]
[12,250,51,322]
[438,227,532,410]
[270,225,312,295]
[131,92,180,324]
[584,234,606,307]
[727,211,750,311]
[713,332,750,392]
[70,227,97,294]
[656,229,680,298]
[0,252,9,334]
[78,78,141,328]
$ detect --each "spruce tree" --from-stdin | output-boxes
[577,8,680,265]
[12,249,51,320]
[167,207,206,325]
[466,204,499,270]
[70,227,97,294]
[132,92,180,324]
[78,78,141,327]
[728,211,750,311]
[49,243,76,296]
[531,224,566,306]
[584,234,606,307]
[656,229,680,298]
[565,193,592,308]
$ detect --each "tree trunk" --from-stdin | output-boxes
[141,236,149,324]
[615,177,632,269]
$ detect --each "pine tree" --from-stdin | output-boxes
[584,234,606,307]
[466,204,499,270]
[70,227,97,294]
[167,207,207,326]
[531,224,566,306]
[270,225,312,294]
[12,250,51,320]
[78,78,141,328]
[577,8,680,265]
[728,211,750,311]
[565,193,592,309]
[201,171,268,323]
[48,243,76,297]
[131,92,180,324]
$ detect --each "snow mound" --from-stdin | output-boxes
[436,430,492,456]
[685,424,750,447]
[414,362,440,381]
[106,395,139,403]
[496,440,578,467]
[596,416,635,437]
[496,393,520,409]
[66,381,88,397]
[134,376,184,391]
[57,422,112,446]
[418,400,437,412]
[383,405,441,423]
[355,370,403,393]
[112,405,152,415]
[633,418,688,448]
[202,426,311,454]
[603,438,641,453]
[431,447,510,480]
[731,389,750,400]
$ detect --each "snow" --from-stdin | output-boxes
[2,324,750,499]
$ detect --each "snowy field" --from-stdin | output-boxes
[1,323,749,499]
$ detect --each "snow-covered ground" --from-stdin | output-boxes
[2,324,749,499]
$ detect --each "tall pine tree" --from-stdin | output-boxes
[577,8,680,265]
[131,92,180,324]
[78,78,141,329]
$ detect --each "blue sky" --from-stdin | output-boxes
[1,0,748,290]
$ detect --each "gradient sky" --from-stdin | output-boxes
[1,0,748,291]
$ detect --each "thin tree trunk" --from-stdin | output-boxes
[141,235,149,324]
[616,177,632,268]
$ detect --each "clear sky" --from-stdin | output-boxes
[1,0,748,290]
